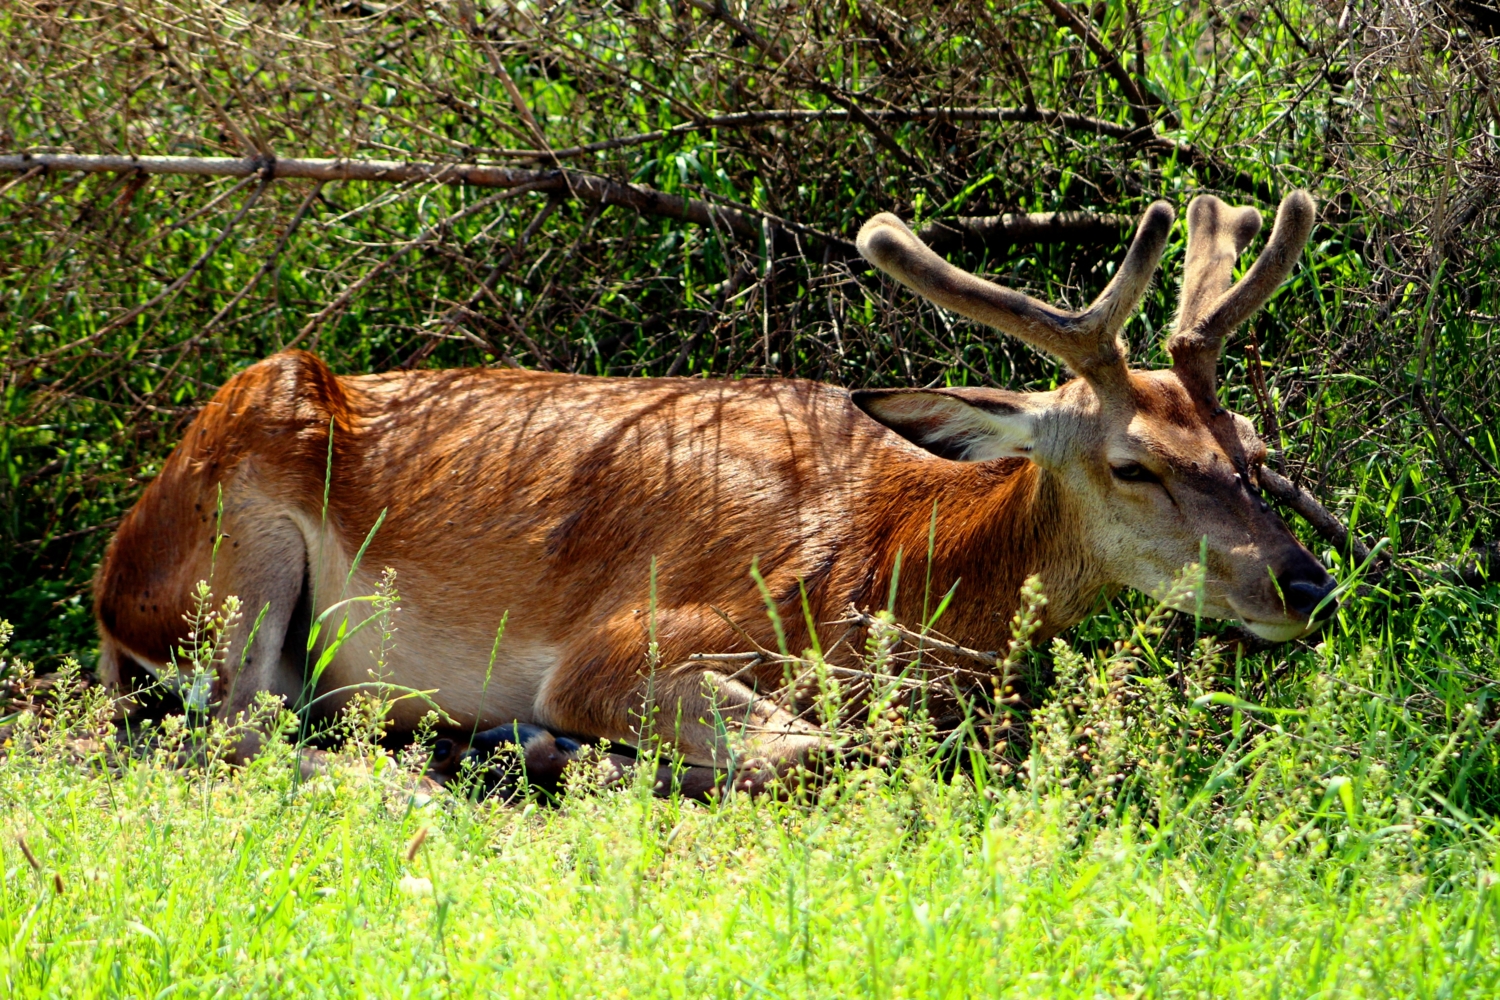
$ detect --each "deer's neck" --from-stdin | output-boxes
[857,460,1103,651]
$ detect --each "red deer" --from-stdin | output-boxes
[94,191,1332,792]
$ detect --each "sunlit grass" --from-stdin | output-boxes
[4,568,1500,998]
[6,750,1495,998]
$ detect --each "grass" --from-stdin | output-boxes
[5,557,1500,998]
[5,746,1495,998]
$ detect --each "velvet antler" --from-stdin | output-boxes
[856,201,1175,402]
[1166,191,1316,396]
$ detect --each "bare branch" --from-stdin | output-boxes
[484,105,1146,160]
[289,181,553,351]
[130,182,328,421]
[1426,396,1500,481]
[48,173,272,359]
[680,0,944,198]
[432,195,561,342]
[0,153,1145,259]
[837,606,1001,669]
[0,153,826,246]
[917,210,1134,252]
[1259,467,1374,564]
[479,102,1263,200]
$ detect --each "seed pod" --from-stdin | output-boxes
[404,826,429,862]
[17,835,39,872]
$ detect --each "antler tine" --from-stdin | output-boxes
[1167,190,1316,394]
[857,201,1175,397]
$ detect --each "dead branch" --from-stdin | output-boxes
[290,181,552,351]
[0,152,844,249]
[481,101,1264,198]
[1426,398,1500,481]
[79,174,271,348]
[131,182,326,420]
[202,182,323,339]
[0,153,1200,258]
[918,210,1133,252]
[680,0,940,196]
[1259,466,1374,564]
[0,165,43,198]
[666,265,747,377]
[136,172,264,251]
[837,606,1001,670]
[486,106,1148,159]
[427,195,561,351]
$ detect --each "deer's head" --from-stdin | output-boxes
[853,192,1334,641]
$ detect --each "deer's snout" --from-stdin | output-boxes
[1279,566,1337,621]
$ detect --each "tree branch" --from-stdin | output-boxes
[473,103,1264,200]
[1425,394,1500,480]
[1259,466,1374,564]
[0,152,828,246]
[288,181,554,351]
[836,606,1000,673]
[680,0,947,200]
[0,152,1147,259]
[482,105,1147,160]
[75,172,271,350]
[917,210,1133,252]
[2,142,1270,293]
[419,194,563,365]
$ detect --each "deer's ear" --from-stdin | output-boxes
[852,387,1047,462]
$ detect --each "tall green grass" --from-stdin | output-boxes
[4,555,1500,996]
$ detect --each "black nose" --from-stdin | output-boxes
[1281,575,1338,620]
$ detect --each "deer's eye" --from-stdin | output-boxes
[1111,462,1161,485]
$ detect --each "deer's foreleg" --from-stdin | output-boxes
[537,607,825,793]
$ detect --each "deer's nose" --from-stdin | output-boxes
[1280,573,1337,620]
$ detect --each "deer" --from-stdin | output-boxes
[93,189,1333,795]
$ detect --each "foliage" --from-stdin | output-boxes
[5,560,1500,996]
[4,0,1500,659]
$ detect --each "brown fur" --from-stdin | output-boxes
[95,353,1081,771]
